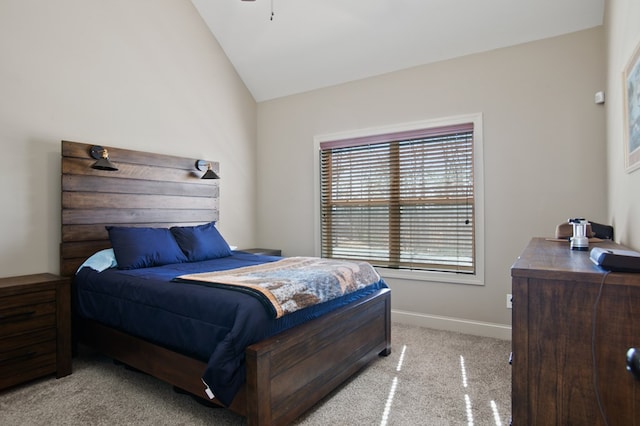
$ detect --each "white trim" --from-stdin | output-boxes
[313,113,485,286]
[377,267,483,286]
[392,309,512,341]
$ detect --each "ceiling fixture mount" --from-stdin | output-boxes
[241,0,275,21]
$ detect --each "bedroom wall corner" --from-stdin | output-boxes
[0,0,257,277]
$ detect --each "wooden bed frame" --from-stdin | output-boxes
[60,141,391,426]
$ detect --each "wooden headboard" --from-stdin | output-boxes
[60,141,219,277]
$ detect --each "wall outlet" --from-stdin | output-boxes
[506,294,513,309]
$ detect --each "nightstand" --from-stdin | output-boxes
[239,248,282,256]
[0,273,71,390]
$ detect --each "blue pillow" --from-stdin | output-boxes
[107,226,188,269]
[170,222,232,262]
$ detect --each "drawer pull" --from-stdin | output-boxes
[0,310,36,322]
[0,351,37,365]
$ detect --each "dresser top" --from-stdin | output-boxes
[511,238,640,285]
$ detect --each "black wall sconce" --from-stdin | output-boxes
[90,146,118,171]
[195,160,220,179]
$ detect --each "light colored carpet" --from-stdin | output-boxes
[0,323,511,425]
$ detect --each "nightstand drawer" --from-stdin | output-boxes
[0,289,55,310]
[239,248,282,256]
[0,273,71,389]
[0,339,56,366]
[0,301,56,339]
[0,340,56,389]
[0,328,56,353]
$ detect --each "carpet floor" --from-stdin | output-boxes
[1,323,511,425]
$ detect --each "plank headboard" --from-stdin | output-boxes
[60,140,219,277]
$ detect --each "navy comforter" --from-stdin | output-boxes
[73,251,387,406]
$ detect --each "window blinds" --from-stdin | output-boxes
[319,123,475,273]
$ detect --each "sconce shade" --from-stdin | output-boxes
[90,146,118,171]
[195,160,220,179]
[201,167,220,179]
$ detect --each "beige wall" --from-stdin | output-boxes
[0,1,613,337]
[0,0,257,277]
[256,27,607,336]
[605,0,640,249]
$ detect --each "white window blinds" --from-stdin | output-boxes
[319,123,475,273]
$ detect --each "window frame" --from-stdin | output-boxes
[313,113,485,286]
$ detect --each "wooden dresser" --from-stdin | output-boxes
[511,238,640,425]
[0,273,72,390]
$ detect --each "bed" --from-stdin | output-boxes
[60,141,391,426]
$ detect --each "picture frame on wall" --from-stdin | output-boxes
[623,39,640,173]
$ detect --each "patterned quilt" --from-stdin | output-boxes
[174,256,381,318]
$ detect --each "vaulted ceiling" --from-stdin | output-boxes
[192,0,604,102]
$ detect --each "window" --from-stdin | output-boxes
[318,116,482,278]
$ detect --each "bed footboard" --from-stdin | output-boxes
[244,287,391,426]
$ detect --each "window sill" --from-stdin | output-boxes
[376,267,484,286]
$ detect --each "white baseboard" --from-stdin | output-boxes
[392,309,512,341]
